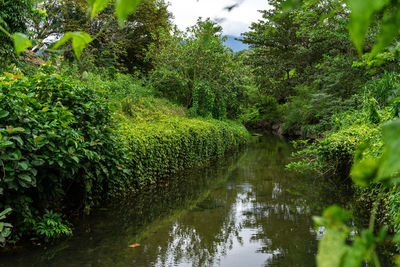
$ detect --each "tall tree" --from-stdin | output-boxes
[0,0,34,62]
[29,0,172,73]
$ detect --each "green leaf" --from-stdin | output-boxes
[371,7,400,56]
[12,150,22,160]
[53,32,92,60]
[350,158,379,187]
[0,110,9,119]
[341,236,368,266]
[316,228,348,267]
[71,155,79,163]
[31,159,45,166]
[88,0,111,18]
[0,208,12,219]
[10,136,23,146]
[376,119,400,183]
[9,127,25,134]
[115,0,141,27]
[348,0,390,54]
[0,141,13,147]
[18,174,32,186]
[18,161,29,171]
[13,33,32,56]
[322,205,351,226]
[33,136,44,143]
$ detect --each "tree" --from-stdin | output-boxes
[120,0,172,73]
[29,0,171,73]
[0,0,34,63]
[148,18,252,119]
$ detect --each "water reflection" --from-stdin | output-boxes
[0,135,351,267]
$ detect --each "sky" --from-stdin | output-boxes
[167,0,269,36]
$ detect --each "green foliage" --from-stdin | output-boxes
[0,0,34,66]
[313,204,386,267]
[347,0,400,55]
[0,208,13,245]
[29,209,72,242]
[313,118,400,267]
[2,0,145,60]
[115,99,249,186]
[0,66,131,242]
[365,97,381,124]
[148,19,253,119]
[288,108,387,176]
[242,0,368,128]
[348,0,389,54]
[84,72,157,101]
[54,31,92,60]
[115,0,142,27]
[12,33,32,56]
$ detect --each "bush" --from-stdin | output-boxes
[115,104,249,186]
[0,67,131,242]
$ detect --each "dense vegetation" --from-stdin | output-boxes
[240,0,400,265]
[4,0,400,265]
[0,0,250,245]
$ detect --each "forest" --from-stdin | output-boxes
[2,0,400,266]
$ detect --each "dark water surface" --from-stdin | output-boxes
[0,135,351,267]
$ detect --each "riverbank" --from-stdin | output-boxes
[286,106,400,253]
[0,135,351,266]
[0,69,249,246]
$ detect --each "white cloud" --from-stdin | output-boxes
[167,0,269,36]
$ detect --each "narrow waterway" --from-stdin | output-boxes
[0,135,351,267]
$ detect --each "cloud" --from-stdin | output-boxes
[167,0,269,36]
[221,20,249,36]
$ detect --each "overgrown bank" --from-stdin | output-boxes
[0,68,249,245]
[287,97,400,253]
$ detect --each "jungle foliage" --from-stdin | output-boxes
[5,0,400,265]
[148,19,254,119]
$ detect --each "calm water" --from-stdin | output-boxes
[0,135,351,267]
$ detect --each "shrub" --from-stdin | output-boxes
[115,107,249,187]
[0,67,131,242]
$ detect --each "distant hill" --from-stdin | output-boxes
[224,35,248,52]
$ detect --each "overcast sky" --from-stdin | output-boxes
[167,0,269,36]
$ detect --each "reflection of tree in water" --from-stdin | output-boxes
[148,179,245,266]
[0,135,354,267]
[147,136,345,267]
[237,137,352,266]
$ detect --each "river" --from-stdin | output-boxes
[0,135,352,267]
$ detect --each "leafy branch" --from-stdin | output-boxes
[2,0,142,60]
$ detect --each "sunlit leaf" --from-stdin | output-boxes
[316,229,348,267]
[53,32,92,60]
[115,0,141,27]
[88,0,111,19]
[376,119,400,183]
[350,158,379,187]
[13,33,32,56]
[348,0,390,54]
[341,235,368,266]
